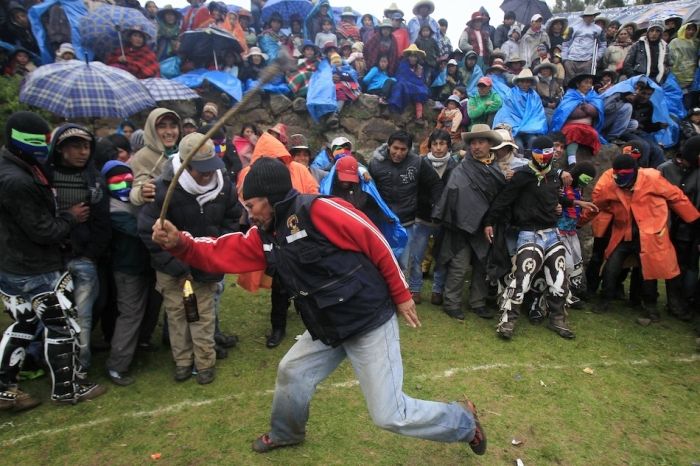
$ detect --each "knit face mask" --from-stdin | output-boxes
[332,146,352,160]
[531,146,554,170]
[578,173,593,186]
[11,128,50,161]
[613,168,636,188]
[107,172,134,202]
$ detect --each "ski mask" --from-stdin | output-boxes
[101,160,133,202]
[612,154,638,189]
[5,111,51,163]
[530,136,555,170]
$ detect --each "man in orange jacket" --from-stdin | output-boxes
[237,132,319,347]
[590,154,700,322]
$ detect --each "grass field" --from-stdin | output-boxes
[1,278,698,466]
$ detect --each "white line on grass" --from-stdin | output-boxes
[3,354,698,446]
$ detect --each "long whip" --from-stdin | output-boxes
[158,50,294,226]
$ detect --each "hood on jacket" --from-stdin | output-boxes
[546,17,568,36]
[251,132,292,165]
[143,107,182,155]
[674,23,698,42]
[47,123,96,171]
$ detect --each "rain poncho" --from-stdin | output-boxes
[304,0,334,41]
[668,23,698,88]
[463,64,484,97]
[493,86,548,136]
[388,59,428,112]
[485,72,511,100]
[550,89,606,136]
[306,58,338,122]
[601,75,679,147]
[663,73,687,119]
[319,165,407,259]
[29,0,88,64]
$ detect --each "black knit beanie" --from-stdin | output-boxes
[680,135,700,166]
[612,154,637,170]
[5,111,51,158]
[531,136,554,152]
[242,157,292,205]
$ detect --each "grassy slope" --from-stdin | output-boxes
[0,280,698,465]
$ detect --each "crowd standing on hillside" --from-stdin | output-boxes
[0,0,699,458]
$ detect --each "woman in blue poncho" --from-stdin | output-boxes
[550,73,606,165]
[388,44,429,119]
[493,68,548,150]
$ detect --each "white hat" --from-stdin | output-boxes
[531,14,543,22]
[331,136,352,148]
[447,59,458,66]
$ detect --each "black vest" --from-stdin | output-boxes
[259,193,395,346]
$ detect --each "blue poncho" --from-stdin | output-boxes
[304,0,334,41]
[485,73,511,100]
[388,59,429,112]
[464,65,484,97]
[662,73,687,120]
[601,75,679,147]
[319,165,407,259]
[550,88,607,143]
[174,69,243,102]
[306,58,337,122]
[29,0,89,64]
[493,86,548,136]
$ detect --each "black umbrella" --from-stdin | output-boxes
[178,26,243,69]
[500,0,552,26]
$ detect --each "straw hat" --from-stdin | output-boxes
[156,4,183,21]
[402,44,426,58]
[491,128,518,150]
[512,68,538,85]
[567,73,595,89]
[580,5,600,17]
[486,58,508,73]
[533,62,557,75]
[506,55,526,65]
[340,6,357,19]
[245,47,268,60]
[384,2,403,18]
[378,18,394,29]
[461,124,503,145]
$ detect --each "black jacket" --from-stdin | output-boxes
[138,161,241,282]
[0,147,76,274]
[484,165,572,231]
[369,144,443,225]
[45,124,111,262]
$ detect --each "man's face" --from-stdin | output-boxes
[510,62,523,73]
[470,138,491,158]
[582,15,594,25]
[636,88,654,103]
[607,24,619,36]
[439,24,447,35]
[13,11,28,28]
[182,124,197,135]
[553,142,565,159]
[187,166,216,186]
[147,3,157,14]
[130,32,145,48]
[471,19,482,30]
[60,139,91,168]
[517,80,531,92]
[156,117,179,148]
[244,197,274,230]
[388,140,409,164]
[647,28,661,41]
[577,77,594,94]
[291,149,311,167]
[466,57,477,69]
[477,84,490,96]
[430,139,449,157]
[504,18,514,27]
[418,5,429,17]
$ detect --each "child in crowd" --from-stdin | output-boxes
[4,48,35,76]
[436,95,463,144]
[107,28,160,79]
[389,44,429,119]
[347,42,366,80]
[363,55,396,104]
[315,18,337,49]
[414,24,439,86]
[360,14,375,44]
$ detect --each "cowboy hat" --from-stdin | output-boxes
[491,128,518,150]
[412,0,434,16]
[533,62,557,75]
[567,72,595,89]
[506,54,526,65]
[245,47,268,60]
[512,68,538,85]
[340,6,357,19]
[461,124,503,145]
[491,49,506,61]
[383,2,403,19]
[156,4,183,21]
[378,18,395,29]
[402,44,426,58]
[594,16,610,29]
[580,5,600,17]
[486,58,508,73]
[467,11,486,26]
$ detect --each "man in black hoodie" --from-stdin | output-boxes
[483,136,576,340]
[45,124,112,372]
[0,112,106,411]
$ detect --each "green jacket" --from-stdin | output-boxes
[467,91,503,128]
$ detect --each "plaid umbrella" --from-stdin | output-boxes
[141,78,201,102]
[261,0,313,26]
[78,4,156,59]
[19,60,155,118]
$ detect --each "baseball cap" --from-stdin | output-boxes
[531,13,543,22]
[335,156,359,183]
[331,136,352,149]
[477,76,493,87]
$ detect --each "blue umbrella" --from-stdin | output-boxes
[261,0,313,26]
[78,5,156,60]
[174,69,243,102]
[141,78,201,102]
[19,60,155,118]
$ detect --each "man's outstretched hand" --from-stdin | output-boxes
[152,219,180,249]
[397,299,421,328]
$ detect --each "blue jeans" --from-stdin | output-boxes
[516,229,561,251]
[398,223,415,273]
[0,270,62,297]
[268,314,476,444]
[67,258,99,370]
[408,223,446,293]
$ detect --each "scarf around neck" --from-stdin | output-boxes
[427,153,451,168]
[172,155,224,208]
[528,160,551,185]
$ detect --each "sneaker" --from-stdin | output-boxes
[430,292,443,305]
[107,370,135,386]
[196,368,215,385]
[459,399,487,456]
[75,382,108,402]
[215,344,229,360]
[0,387,41,412]
[411,292,422,304]
[496,321,514,339]
[443,308,465,321]
[251,433,302,453]
[215,333,239,348]
[174,365,192,382]
[472,307,494,319]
